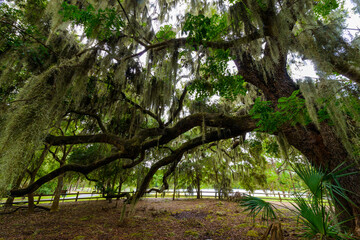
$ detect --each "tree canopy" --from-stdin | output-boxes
[0,0,359,231]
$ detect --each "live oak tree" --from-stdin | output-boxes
[0,0,360,232]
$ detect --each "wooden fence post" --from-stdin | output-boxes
[36,194,42,204]
[62,190,66,203]
[75,191,79,202]
[278,192,282,202]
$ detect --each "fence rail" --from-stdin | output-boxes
[1,190,295,206]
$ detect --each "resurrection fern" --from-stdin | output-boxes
[250,90,311,133]
[299,79,360,157]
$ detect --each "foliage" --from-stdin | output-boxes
[313,0,340,17]
[250,90,311,133]
[59,2,124,40]
[188,49,246,100]
[36,180,57,195]
[239,195,277,223]
[155,25,176,42]
[290,163,356,239]
[68,144,104,165]
[239,162,356,238]
[182,13,227,44]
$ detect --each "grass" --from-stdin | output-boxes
[2,191,324,207]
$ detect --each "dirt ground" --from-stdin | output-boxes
[0,198,303,240]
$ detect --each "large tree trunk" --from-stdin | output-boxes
[284,124,360,231]
[235,53,360,232]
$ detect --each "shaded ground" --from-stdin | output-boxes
[0,198,303,239]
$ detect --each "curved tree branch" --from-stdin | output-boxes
[165,84,189,126]
[69,110,107,133]
[45,114,257,150]
[10,153,131,197]
[133,127,249,201]
[120,32,262,62]
[119,91,164,127]
[19,114,257,198]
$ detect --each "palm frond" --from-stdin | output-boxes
[292,163,323,199]
[239,195,277,223]
[290,163,357,239]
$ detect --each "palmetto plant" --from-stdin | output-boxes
[239,163,357,239]
[291,163,356,239]
[239,195,278,224]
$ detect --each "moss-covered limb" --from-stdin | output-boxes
[329,57,360,85]
[165,84,189,127]
[143,113,257,150]
[134,127,247,201]
[68,110,107,133]
[146,161,180,194]
[122,150,145,169]
[160,161,180,191]
[44,134,127,149]
[119,91,163,127]
[44,113,257,150]
[120,31,262,62]
[10,152,129,197]
[11,150,145,197]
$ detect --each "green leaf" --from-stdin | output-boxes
[239,195,278,223]
[59,2,124,40]
[155,25,176,42]
[182,13,228,44]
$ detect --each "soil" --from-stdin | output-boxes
[0,198,303,240]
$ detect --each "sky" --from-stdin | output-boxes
[290,0,360,80]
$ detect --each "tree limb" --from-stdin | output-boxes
[120,32,262,62]
[165,84,189,126]
[0,20,58,57]
[10,153,131,197]
[134,127,249,201]
[119,91,164,128]
[69,109,107,133]
[45,114,257,152]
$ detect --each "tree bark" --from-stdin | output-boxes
[173,168,177,201]
[235,53,360,232]
[4,175,24,208]
[28,193,34,213]
[133,128,247,202]
[50,174,64,212]
[195,173,201,199]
